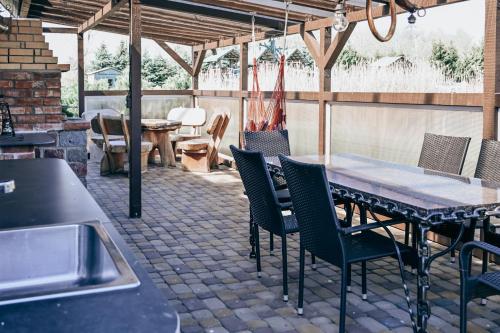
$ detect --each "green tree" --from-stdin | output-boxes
[113,41,129,71]
[430,41,459,79]
[456,45,484,82]
[91,43,113,70]
[337,46,367,70]
[142,53,174,87]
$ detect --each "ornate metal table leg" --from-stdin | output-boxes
[249,206,256,259]
[417,224,431,333]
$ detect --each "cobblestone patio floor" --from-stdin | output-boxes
[87,161,500,333]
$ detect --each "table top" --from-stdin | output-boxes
[0,132,55,147]
[141,119,182,130]
[266,153,500,222]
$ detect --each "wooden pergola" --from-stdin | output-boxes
[2,0,498,219]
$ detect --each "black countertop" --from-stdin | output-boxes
[0,158,179,333]
[0,133,55,147]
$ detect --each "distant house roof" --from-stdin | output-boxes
[86,67,122,75]
[369,56,412,68]
[248,47,308,66]
[204,48,240,64]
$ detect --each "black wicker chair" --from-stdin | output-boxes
[279,155,412,332]
[460,241,500,333]
[418,133,471,174]
[230,145,312,302]
[433,139,499,265]
[243,130,293,256]
[408,133,472,260]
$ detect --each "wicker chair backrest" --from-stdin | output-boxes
[475,139,500,182]
[230,145,284,235]
[418,133,471,175]
[279,155,342,263]
[243,130,291,157]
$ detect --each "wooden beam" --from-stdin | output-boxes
[43,27,78,34]
[140,0,297,30]
[154,40,193,75]
[300,27,320,65]
[192,49,207,77]
[78,0,128,34]
[194,0,469,51]
[128,0,142,218]
[19,0,31,17]
[323,23,357,69]
[483,0,499,140]
[318,27,332,155]
[77,33,85,117]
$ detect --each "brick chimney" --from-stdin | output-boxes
[0,17,69,131]
[0,18,89,184]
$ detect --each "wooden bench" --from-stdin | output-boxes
[168,107,207,153]
[177,112,230,173]
[94,114,153,175]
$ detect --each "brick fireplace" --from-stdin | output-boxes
[0,17,89,183]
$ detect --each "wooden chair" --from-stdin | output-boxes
[96,114,153,175]
[177,112,230,173]
[168,107,207,153]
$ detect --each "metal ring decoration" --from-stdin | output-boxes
[366,0,397,42]
[417,7,427,17]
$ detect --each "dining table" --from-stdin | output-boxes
[265,153,500,333]
[141,119,182,167]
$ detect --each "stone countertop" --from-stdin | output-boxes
[0,132,55,147]
[0,158,179,333]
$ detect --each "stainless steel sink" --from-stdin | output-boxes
[0,221,140,305]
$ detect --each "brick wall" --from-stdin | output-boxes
[0,18,87,183]
[0,17,68,131]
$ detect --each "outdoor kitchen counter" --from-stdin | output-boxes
[0,158,179,333]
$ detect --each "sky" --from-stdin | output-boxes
[2,0,486,66]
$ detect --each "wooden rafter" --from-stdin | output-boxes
[323,23,357,69]
[193,0,468,50]
[77,0,128,34]
[19,0,31,17]
[43,27,78,33]
[192,50,207,77]
[155,40,193,75]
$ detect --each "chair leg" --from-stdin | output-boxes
[249,208,256,259]
[404,222,410,246]
[270,233,274,256]
[298,245,305,315]
[340,264,348,333]
[312,254,316,270]
[346,264,352,292]
[281,235,288,302]
[254,224,262,278]
[460,284,468,333]
[362,261,367,300]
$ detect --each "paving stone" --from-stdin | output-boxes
[86,161,500,333]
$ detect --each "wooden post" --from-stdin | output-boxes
[302,24,356,155]
[239,42,248,145]
[77,33,85,117]
[191,49,206,107]
[318,27,331,155]
[128,0,142,218]
[483,0,499,140]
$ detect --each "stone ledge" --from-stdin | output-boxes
[63,119,90,131]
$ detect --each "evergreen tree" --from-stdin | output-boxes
[91,44,113,70]
[113,41,129,71]
[337,46,367,70]
[430,41,459,79]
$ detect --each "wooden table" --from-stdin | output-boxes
[266,153,500,333]
[141,119,182,167]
